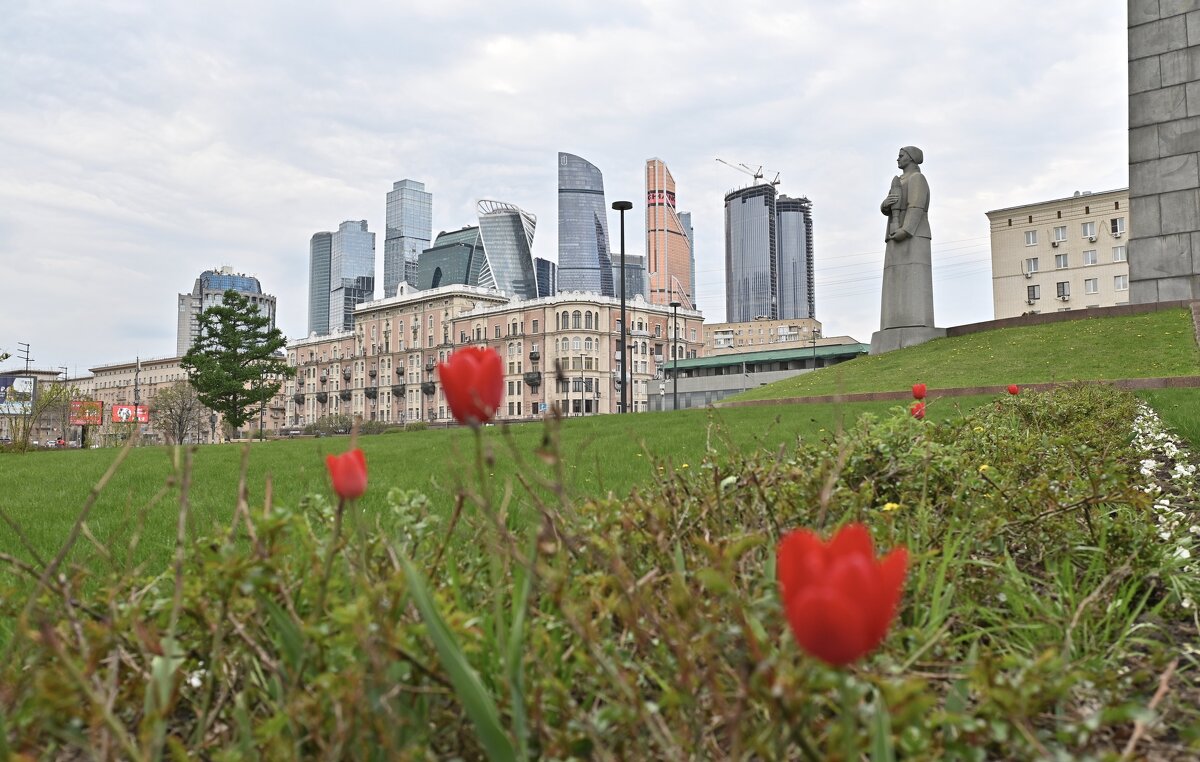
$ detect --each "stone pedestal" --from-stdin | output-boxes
[870,326,946,355]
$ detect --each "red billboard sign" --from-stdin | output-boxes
[111,404,149,423]
[69,400,104,426]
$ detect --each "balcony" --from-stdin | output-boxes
[396,366,404,378]
[342,369,351,380]
[391,384,406,396]
[364,387,378,399]
[421,381,436,396]
[316,391,328,404]
[368,368,377,378]
[529,350,540,362]
[319,376,327,385]
[339,389,352,401]
[523,372,541,388]
[292,393,304,404]
[425,361,436,372]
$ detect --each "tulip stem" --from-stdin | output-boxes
[840,672,858,760]
[315,496,346,616]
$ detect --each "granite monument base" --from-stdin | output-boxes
[870,326,946,355]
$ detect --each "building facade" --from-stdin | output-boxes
[1128,4,1200,303]
[177,267,277,355]
[535,257,558,298]
[702,317,825,355]
[283,285,704,427]
[611,254,648,302]
[383,179,433,298]
[309,232,332,337]
[645,158,694,307]
[476,200,539,301]
[986,189,1130,319]
[678,211,696,309]
[329,220,376,333]
[557,152,615,296]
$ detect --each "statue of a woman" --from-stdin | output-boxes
[878,146,933,330]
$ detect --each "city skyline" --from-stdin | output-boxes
[0,2,1128,372]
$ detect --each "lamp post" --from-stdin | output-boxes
[209,412,217,444]
[612,200,633,414]
[669,300,681,411]
[578,353,586,416]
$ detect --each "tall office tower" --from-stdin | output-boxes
[417,227,486,290]
[177,266,277,354]
[329,220,376,332]
[557,152,614,295]
[308,232,332,336]
[645,158,694,307]
[383,180,433,298]
[678,211,696,309]
[611,254,648,301]
[724,184,779,323]
[476,200,539,301]
[776,196,815,319]
[534,257,558,297]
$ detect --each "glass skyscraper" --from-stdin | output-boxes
[417,227,486,290]
[535,257,558,297]
[724,186,816,323]
[724,184,779,323]
[329,220,376,332]
[476,200,539,301]
[611,254,648,301]
[308,232,332,336]
[384,180,432,298]
[645,158,694,307]
[678,211,696,309]
[776,196,815,319]
[557,152,614,296]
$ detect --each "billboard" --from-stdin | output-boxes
[111,404,149,423]
[0,376,35,415]
[70,400,104,426]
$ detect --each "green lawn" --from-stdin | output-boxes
[727,308,1200,401]
[1137,388,1200,448]
[0,398,982,576]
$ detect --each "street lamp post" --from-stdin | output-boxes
[578,353,586,416]
[611,200,633,414]
[669,301,681,411]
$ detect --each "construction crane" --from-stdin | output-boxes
[715,158,781,186]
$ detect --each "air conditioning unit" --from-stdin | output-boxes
[1024,271,1034,279]
[1059,295,1070,301]
[1026,299,1036,305]
[1113,232,1123,239]
[1088,235,1097,242]
[1051,240,1060,248]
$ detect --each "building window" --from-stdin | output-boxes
[584,312,593,330]
[1115,274,1129,291]
[1027,284,1040,301]
[572,311,582,329]
[1111,217,1125,236]
[495,325,501,339]
[1055,253,1068,269]
[1081,221,1096,239]
[532,319,539,333]
[1083,249,1097,266]
[1056,281,1070,299]
[1024,230,1037,246]
[1084,278,1098,294]
[1112,245,1127,262]
[1025,257,1039,273]
[1053,225,1067,242]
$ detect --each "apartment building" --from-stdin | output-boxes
[284,284,704,426]
[987,189,1130,319]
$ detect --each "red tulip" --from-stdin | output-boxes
[910,401,925,420]
[438,347,504,427]
[911,383,926,400]
[776,523,908,667]
[325,448,367,500]
[1007,384,1019,395]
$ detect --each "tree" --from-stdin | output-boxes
[181,290,293,430]
[1,381,71,451]
[151,381,209,444]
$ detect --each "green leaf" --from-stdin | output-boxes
[869,688,896,762]
[260,596,304,674]
[402,555,519,761]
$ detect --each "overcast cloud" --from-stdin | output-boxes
[0,0,1128,374]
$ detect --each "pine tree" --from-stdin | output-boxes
[181,290,293,430]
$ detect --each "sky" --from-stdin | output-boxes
[0,1,1129,376]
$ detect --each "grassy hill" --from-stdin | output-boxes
[725,307,1200,401]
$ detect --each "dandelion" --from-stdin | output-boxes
[881,502,901,512]
[978,464,990,473]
